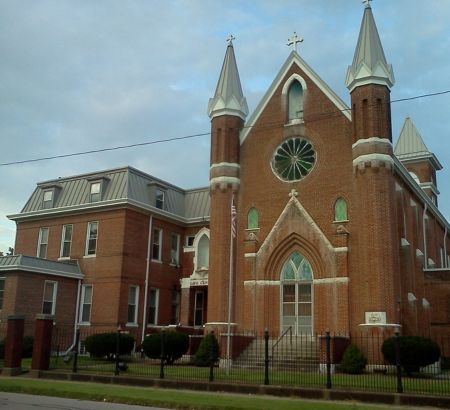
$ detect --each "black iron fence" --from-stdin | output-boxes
[46,324,450,396]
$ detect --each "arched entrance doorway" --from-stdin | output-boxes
[280,252,313,335]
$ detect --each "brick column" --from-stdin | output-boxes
[31,314,54,372]
[3,314,25,376]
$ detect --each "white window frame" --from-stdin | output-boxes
[155,189,165,210]
[79,285,93,324]
[59,224,73,259]
[0,277,5,310]
[37,227,49,258]
[43,190,53,209]
[152,228,162,262]
[147,288,159,326]
[127,285,139,325]
[193,228,210,273]
[185,235,195,247]
[85,221,99,257]
[42,280,57,315]
[90,182,101,202]
[170,233,180,265]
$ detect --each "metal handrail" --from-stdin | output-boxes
[271,326,292,358]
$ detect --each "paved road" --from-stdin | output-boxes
[0,392,169,410]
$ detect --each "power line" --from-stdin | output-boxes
[1,89,449,168]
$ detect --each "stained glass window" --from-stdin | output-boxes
[334,198,348,221]
[247,208,259,229]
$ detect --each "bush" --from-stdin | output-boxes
[193,333,219,367]
[84,332,135,359]
[142,331,189,365]
[337,344,367,374]
[382,336,440,375]
[22,336,34,358]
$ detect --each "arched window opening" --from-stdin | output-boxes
[288,80,304,121]
[247,207,259,229]
[197,234,209,271]
[334,198,348,222]
[280,252,313,335]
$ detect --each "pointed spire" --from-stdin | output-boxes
[395,117,442,169]
[208,38,248,121]
[345,3,395,92]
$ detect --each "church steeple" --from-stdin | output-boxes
[345,2,395,93]
[208,38,248,121]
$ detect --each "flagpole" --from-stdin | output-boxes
[226,194,236,372]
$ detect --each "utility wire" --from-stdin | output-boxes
[1,89,449,168]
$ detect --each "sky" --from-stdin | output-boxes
[1,0,450,252]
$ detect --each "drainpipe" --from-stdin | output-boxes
[65,277,82,354]
[422,203,428,269]
[444,227,448,268]
[141,215,153,342]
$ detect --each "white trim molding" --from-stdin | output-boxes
[210,162,240,170]
[313,277,349,285]
[352,137,392,149]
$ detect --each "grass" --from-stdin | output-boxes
[0,376,419,410]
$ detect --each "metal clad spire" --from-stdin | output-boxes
[208,36,248,120]
[345,2,395,92]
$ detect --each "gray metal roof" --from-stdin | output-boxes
[208,41,248,121]
[0,255,83,279]
[11,166,210,223]
[394,117,443,170]
[345,4,394,92]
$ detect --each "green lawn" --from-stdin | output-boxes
[0,377,422,410]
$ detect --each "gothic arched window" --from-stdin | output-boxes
[247,208,259,229]
[334,198,348,222]
[197,234,209,271]
[288,80,304,121]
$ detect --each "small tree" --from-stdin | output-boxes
[382,336,440,376]
[193,333,219,367]
[337,344,367,374]
[84,332,134,359]
[142,331,189,365]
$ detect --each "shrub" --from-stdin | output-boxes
[382,336,440,376]
[22,336,34,358]
[337,344,367,374]
[193,333,219,367]
[142,331,189,365]
[84,332,134,359]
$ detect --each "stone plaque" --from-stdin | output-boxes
[365,311,386,325]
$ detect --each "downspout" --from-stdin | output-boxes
[422,203,428,269]
[66,277,82,354]
[141,214,153,343]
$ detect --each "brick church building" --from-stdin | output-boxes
[1,3,449,342]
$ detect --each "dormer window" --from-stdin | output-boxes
[155,189,165,210]
[43,190,53,209]
[90,182,101,202]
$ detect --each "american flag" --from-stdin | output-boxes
[231,194,237,238]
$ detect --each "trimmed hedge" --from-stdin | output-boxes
[142,331,189,365]
[382,336,440,375]
[84,332,135,359]
[337,344,367,374]
[193,333,219,367]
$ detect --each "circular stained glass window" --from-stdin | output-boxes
[271,137,316,181]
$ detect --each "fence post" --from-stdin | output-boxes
[3,314,25,376]
[209,331,215,382]
[115,329,121,376]
[159,330,165,379]
[395,329,403,393]
[31,314,54,372]
[72,328,80,373]
[326,331,332,389]
[263,329,269,385]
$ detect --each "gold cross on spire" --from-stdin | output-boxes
[226,34,235,45]
[362,0,372,8]
[287,32,303,53]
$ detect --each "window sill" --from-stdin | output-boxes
[332,220,349,224]
[78,322,91,326]
[126,323,139,328]
[83,254,96,259]
[58,257,71,261]
[151,259,162,264]
[284,118,304,127]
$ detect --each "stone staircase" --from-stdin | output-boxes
[233,335,320,371]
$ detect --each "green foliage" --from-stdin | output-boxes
[382,336,440,375]
[0,336,33,359]
[337,344,367,374]
[84,332,135,359]
[142,331,189,365]
[193,333,219,367]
